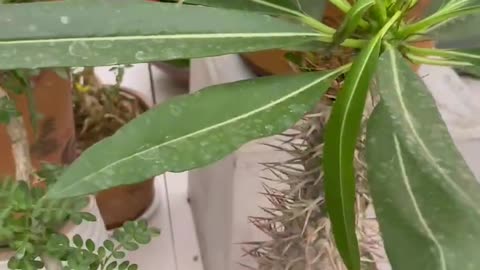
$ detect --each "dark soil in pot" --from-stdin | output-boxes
[73,70,155,230]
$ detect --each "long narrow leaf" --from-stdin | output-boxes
[367,47,480,270]
[47,70,341,199]
[332,0,374,47]
[323,23,383,270]
[444,49,480,70]
[0,1,324,69]
[455,49,480,76]
[323,11,401,269]
[176,0,327,19]
[179,0,300,13]
[428,12,480,49]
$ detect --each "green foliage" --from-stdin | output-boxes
[0,97,20,124]
[0,69,42,132]
[367,47,480,270]
[0,68,70,132]
[0,177,90,269]
[162,59,191,69]
[2,0,480,269]
[47,70,339,198]
[0,176,159,270]
[172,0,327,18]
[45,220,158,270]
[332,0,374,47]
[0,1,325,70]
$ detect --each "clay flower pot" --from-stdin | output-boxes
[0,70,76,177]
[74,87,156,230]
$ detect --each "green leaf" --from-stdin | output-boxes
[323,26,383,270]
[162,59,190,69]
[0,70,30,94]
[441,0,480,8]
[456,64,480,77]
[80,212,97,222]
[367,46,480,270]
[106,261,118,270]
[97,247,106,259]
[127,264,138,270]
[112,251,126,259]
[133,232,151,245]
[72,234,83,248]
[47,70,340,199]
[0,1,325,70]
[295,0,328,20]
[452,49,480,76]
[119,261,130,270]
[322,10,404,268]
[103,240,114,252]
[177,0,326,19]
[423,1,447,17]
[428,12,480,49]
[24,82,40,135]
[0,96,20,124]
[85,239,95,252]
[332,0,374,47]
[121,242,139,252]
[0,70,41,133]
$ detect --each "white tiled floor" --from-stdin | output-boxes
[95,65,203,270]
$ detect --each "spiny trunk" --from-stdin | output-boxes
[247,100,388,270]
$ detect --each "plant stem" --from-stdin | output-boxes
[41,254,64,270]
[0,86,33,184]
[399,7,480,38]
[329,0,352,13]
[100,243,124,270]
[317,35,367,48]
[405,53,473,66]
[373,0,388,24]
[249,0,336,34]
[404,45,480,61]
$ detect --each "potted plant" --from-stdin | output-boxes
[0,70,76,183]
[0,0,77,177]
[242,0,432,76]
[0,82,159,269]
[72,67,157,230]
[2,1,480,270]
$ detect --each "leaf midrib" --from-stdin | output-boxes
[0,32,325,44]
[68,69,340,188]
[392,135,447,270]
[387,47,480,212]
[447,0,473,9]
[335,32,381,259]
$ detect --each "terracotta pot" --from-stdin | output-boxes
[76,88,155,230]
[96,176,155,230]
[0,71,76,177]
[242,0,432,76]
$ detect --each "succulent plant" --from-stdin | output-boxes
[246,98,388,269]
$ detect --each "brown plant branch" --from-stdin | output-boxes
[0,85,33,183]
[1,86,62,269]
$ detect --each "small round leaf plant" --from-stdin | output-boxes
[0,76,159,269]
[1,0,480,269]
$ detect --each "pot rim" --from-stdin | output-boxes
[0,195,97,261]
